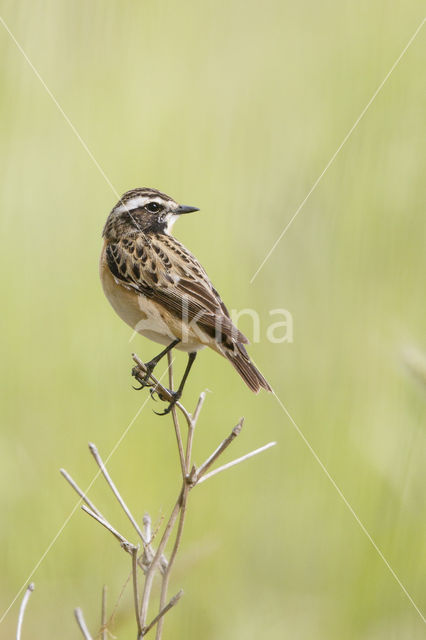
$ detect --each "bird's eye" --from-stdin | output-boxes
[146,202,162,213]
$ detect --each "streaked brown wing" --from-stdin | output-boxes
[105,235,248,345]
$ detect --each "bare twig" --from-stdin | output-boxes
[16,583,34,640]
[68,353,276,640]
[167,352,186,477]
[132,546,143,639]
[191,391,206,424]
[193,418,244,483]
[89,443,147,545]
[101,585,107,640]
[60,468,102,517]
[81,505,136,553]
[198,441,277,484]
[144,590,183,636]
[74,608,93,640]
[155,487,189,640]
[139,489,184,627]
[143,513,152,542]
[154,383,207,638]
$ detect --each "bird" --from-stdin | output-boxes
[100,187,271,413]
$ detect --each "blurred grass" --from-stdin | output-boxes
[1,1,425,638]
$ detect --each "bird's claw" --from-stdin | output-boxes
[131,362,156,391]
[132,383,145,391]
[154,391,181,416]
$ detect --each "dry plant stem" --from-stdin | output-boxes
[62,456,163,572]
[198,441,277,485]
[89,442,147,545]
[139,489,184,628]
[155,486,189,640]
[139,363,206,632]
[132,546,143,639]
[101,585,107,640]
[155,378,204,638]
[59,468,102,517]
[166,351,185,477]
[16,583,34,640]
[64,353,275,639]
[74,608,93,640]
[194,418,244,483]
[81,505,136,553]
[143,590,183,636]
[191,391,206,424]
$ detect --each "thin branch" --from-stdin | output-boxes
[191,391,206,424]
[143,513,152,542]
[155,363,207,639]
[81,505,136,553]
[68,351,271,640]
[167,351,186,477]
[155,487,189,640]
[193,418,244,484]
[74,608,93,640]
[139,488,184,627]
[132,353,193,427]
[143,590,183,636]
[101,585,107,640]
[197,441,277,484]
[88,443,147,545]
[16,583,34,640]
[60,468,102,517]
[184,403,196,476]
[131,546,143,639]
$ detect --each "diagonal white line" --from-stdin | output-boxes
[271,389,426,624]
[0,16,120,199]
[250,16,426,284]
[0,363,173,626]
[0,15,146,234]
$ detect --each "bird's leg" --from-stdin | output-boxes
[133,338,181,389]
[155,351,197,416]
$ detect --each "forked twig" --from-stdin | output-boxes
[81,505,136,553]
[89,443,147,545]
[193,418,244,483]
[64,353,276,639]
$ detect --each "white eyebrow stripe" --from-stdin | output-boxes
[115,195,149,214]
[115,195,170,215]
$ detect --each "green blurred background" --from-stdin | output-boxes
[1,1,425,638]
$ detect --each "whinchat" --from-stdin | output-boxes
[100,188,271,413]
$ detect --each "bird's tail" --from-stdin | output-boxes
[225,343,272,393]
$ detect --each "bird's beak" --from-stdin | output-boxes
[176,204,200,215]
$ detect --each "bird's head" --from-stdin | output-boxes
[103,187,199,239]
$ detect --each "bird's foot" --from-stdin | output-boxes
[131,360,157,390]
[154,390,182,416]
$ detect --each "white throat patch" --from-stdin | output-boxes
[166,214,179,233]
